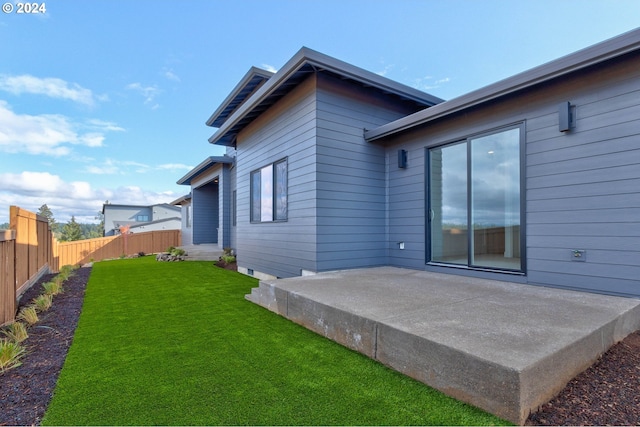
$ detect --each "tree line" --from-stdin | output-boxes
[0,204,104,242]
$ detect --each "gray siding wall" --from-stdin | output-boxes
[235,76,318,278]
[180,201,193,246]
[315,73,419,271]
[235,73,427,278]
[192,183,218,244]
[384,52,640,296]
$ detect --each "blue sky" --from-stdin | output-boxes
[0,0,638,225]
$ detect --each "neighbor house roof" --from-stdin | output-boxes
[365,27,640,142]
[207,47,445,147]
[176,156,234,186]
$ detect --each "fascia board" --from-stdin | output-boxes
[366,27,640,142]
[205,66,274,127]
[176,156,233,185]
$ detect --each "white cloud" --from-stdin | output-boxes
[126,82,162,108]
[157,163,193,171]
[0,74,102,106]
[0,171,179,224]
[0,101,122,156]
[376,64,395,77]
[412,75,452,91]
[261,64,278,74]
[163,68,181,82]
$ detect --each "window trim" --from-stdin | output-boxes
[250,158,288,223]
[425,122,526,274]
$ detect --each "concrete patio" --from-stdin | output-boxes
[246,267,640,424]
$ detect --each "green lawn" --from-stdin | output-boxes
[42,257,509,426]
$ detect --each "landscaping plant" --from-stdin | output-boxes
[0,339,26,373]
[17,306,39,326]
[33,294,53,312]
[1,322,29,343]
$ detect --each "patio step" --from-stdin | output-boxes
[179,245,222,261]
[245,267,640,425]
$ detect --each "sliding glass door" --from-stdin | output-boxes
[428,125,522,272]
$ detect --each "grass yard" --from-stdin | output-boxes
[42,257,509,426]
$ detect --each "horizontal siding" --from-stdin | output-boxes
[384,51,640,296]
[314,73,420,272]
[234,75,318,277]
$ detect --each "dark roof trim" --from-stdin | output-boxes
[208,47,444,146]
[206,67,274,128]
[366,27,640,142]
[176,156,233,186]
[170,193,192,206]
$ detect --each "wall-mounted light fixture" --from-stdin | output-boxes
[558,102,573,132]
[398,149,407,168]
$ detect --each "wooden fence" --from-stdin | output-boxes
[1,206,181,326]
[57,229,181,266]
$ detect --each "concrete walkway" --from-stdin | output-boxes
[178,244,223,261]
[246,267,640,424]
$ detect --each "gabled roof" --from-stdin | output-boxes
[206,67,274,128]
[365,27,640,142]
[208,47,445,147]
[176,156,234,186]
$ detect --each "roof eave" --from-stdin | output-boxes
[205,67,274,128]
[366,27,640,142]
[176,156,233,185]
[208,47,445,146]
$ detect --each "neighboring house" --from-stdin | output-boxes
[102,203,182,236]
[179,28,640,297]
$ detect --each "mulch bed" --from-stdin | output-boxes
[1,264,639,426]
[0,267,90,426]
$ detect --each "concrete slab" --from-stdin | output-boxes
[246,267,640,424]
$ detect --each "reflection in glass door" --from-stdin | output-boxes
[428,126,522,272]
[429,142,468,265]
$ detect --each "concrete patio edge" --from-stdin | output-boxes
[245,267,640,424]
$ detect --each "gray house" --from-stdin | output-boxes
[180,28,640,297]
[102,203,181,236]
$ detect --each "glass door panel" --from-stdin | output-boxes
[429,142,468,265]
[470,128,521,270]
[428,126,522,272]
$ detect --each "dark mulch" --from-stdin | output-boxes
[1,264,639,426]
[0,266,90,426]
[526,330,640,425]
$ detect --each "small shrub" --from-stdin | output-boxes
[33,294,53,312]
[138,251,146,257]
[166,246,176,253]
[169,248,186,257]
[17,306,39,326]
[221,254,236,264]
[57,264,77,281]
[43,281,63,296]
[2,322,28,343]
[0,339,26,373]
